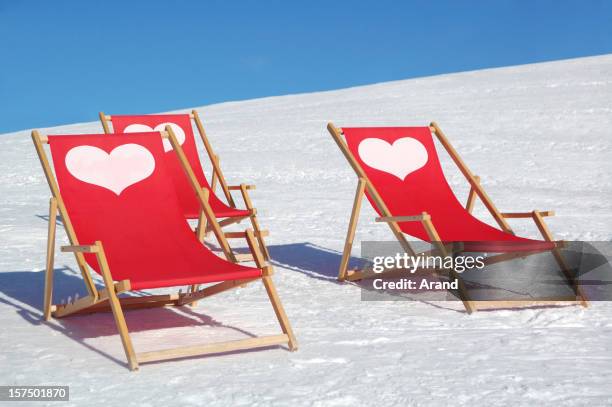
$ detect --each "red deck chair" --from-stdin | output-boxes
[328,122,588,313]
[99,111,270,261]
[32,130,296,371]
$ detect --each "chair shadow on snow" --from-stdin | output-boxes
[35,213,63,226]
[263,241,612,313]
[0,266,266,368]
[264,242,470,312]
[267,242,367,282]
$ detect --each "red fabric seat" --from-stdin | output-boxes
[109,114,249,220]
[342,127,554,253]
[48,133,261,290]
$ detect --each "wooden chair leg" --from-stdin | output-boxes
[339,178,366,281]
[421,216,477,314]
[189,284,200,307]
[249,214,270,262]
[94,241,139,371]
[465,175,480,213]
[261,271,297,351]
[532,211,589,307]
[238,184,271,261]
[211,164,219,193]
[196,210,207,243]
[44,197,57,321]
[549,248,589,307]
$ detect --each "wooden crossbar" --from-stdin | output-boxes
[65,294,181,316]
[103,114,196,121]
[228,184,256,190]
[233,253,255,262]
[61,244,100,253]
[216,216,247,228]
[502,211,554,218]
[137,334,289,364]
[377,214,430,222]
[224,230,269,239]
[178,278,258,306]
[472,299,582,311]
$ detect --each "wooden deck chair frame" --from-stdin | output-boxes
[327,122,588,313]
[99,111,271,262]
[32,129,297,371]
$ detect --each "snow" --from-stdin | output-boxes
[1,54,611,406]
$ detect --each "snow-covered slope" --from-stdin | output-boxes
[1,55,611,406]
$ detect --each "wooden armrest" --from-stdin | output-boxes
[228,184,256,190]
[61,244,99,253]
[224,230,269,239]
[376,214,430,223]
[224,231,247,239]
[501,210,555,218]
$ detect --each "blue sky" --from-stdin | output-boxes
[1,0,611,133]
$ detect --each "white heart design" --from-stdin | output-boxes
[358,137,428,180]
[123,122,186,152]
[65,144,155,195]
